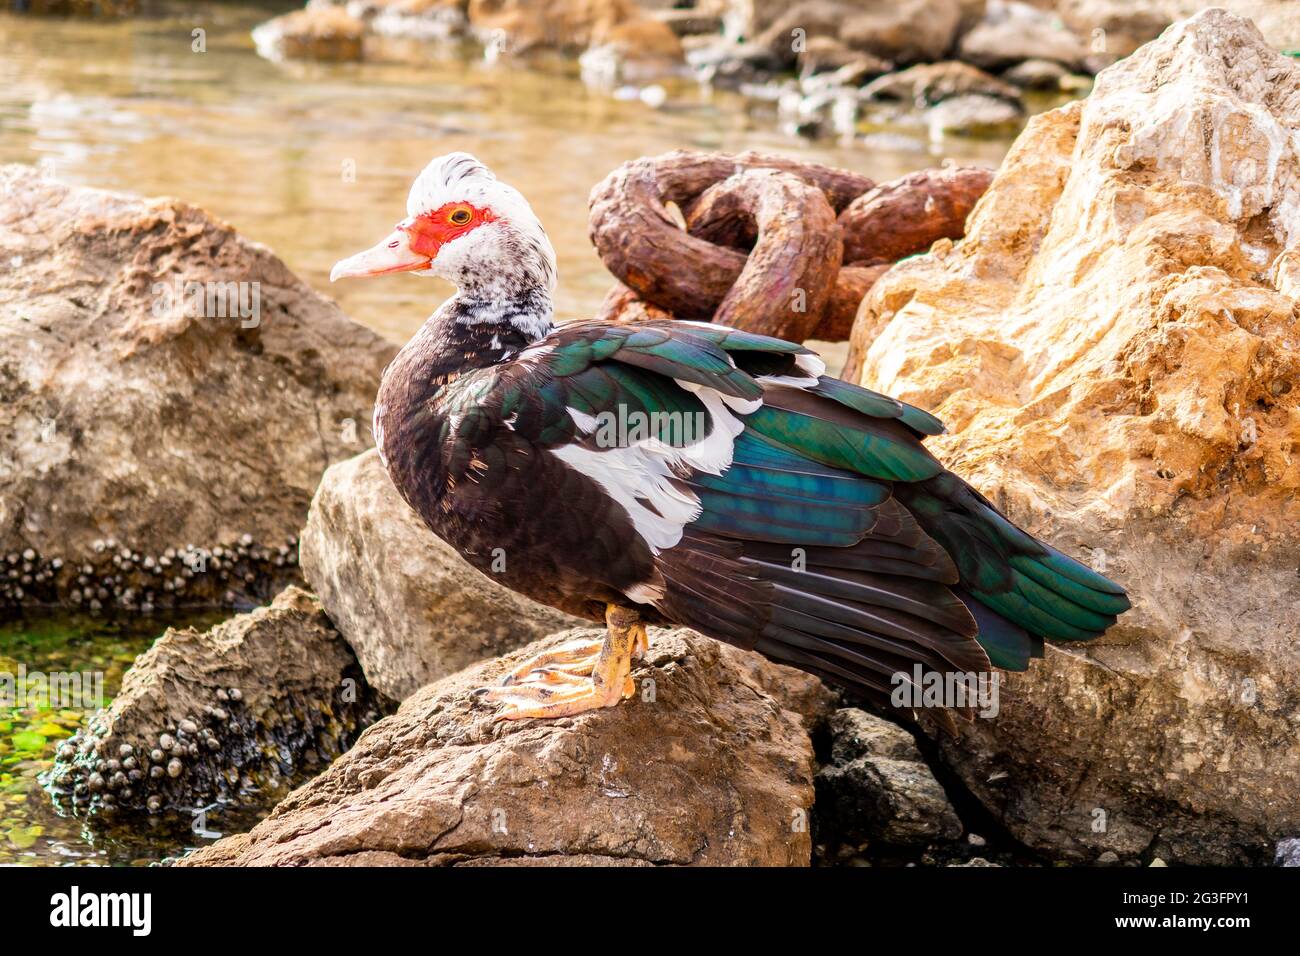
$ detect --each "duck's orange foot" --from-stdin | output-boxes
[476,604,646,721]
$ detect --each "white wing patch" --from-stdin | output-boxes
[756,352,827,389]
[517,342,556,365]
[547,383,751,566]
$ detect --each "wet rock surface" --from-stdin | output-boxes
[815,708,963,851]
[0,166,396,612]
[181,627,817,866]
[300,449,584,703]
[846,9,1300,865]
[42,587,380,821]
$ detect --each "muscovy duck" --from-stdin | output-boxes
[331,152,1130,721]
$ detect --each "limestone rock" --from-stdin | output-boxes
[180,628,816,866]
[42,587,379,820]
[300,449,584,703]
[1067,2,1300,61]
[815,708,962,849]
[0,166,396,610]
[846,9,1300,865]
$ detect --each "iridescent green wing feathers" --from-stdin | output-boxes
[438,318,1129,676]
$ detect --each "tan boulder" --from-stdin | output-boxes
[300,449,584,703]
[758,0,963,68]
[0,166,396,610]
[845,9,1300,865]
[251,6,367,62]
[467,0,682,58]
[180,628,821,866]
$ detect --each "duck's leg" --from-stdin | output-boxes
[477,605,646,720]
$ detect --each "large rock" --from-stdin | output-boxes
[757,0,963,68]
[845,9,1300,865]
[815,708,963,851]
[42,587,380,820]
[180,628,820,866]
[0,166,396,611]
[862,60,1023,107]
[467,0,683,59]
[252,5,368,62]
[1064,2,1300,62]
[300,449,583,703]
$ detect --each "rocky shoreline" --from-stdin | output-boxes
[241,0,1300,142]
[4,7,1298,867]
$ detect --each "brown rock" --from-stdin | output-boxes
[180,628,817,866]
[299,449,583,703]
[43,587,379,819]
[467,0,682,59]
[758,0,963,68]
[251,6,367,62]
[815,708,963,848]
[845,9,1300,865]
[862,60,1022,107]
[0,166,396,610]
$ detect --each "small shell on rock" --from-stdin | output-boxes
[166,758,183,778]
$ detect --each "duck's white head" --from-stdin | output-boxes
[331,153,558,308]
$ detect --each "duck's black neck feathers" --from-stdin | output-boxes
[373,283,554,487]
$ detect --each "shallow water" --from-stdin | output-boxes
[0,611,233,866]
[0,0,1014,345]
[1,1,1028,865]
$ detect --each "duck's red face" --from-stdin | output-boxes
[330,201,498,281]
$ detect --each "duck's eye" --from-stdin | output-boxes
[449,207,472,225]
